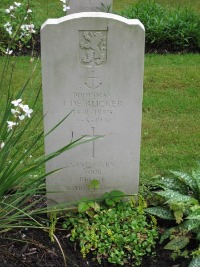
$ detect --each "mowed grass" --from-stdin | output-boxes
[113,0,200,13]
[141,54,200,181]
[0,54,199,181]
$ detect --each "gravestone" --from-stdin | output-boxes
[67,0,113,14]
[41,13,145,205]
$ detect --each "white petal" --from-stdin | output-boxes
[1,142,5,149]
[19,115,25,120]
[11,99,22,106]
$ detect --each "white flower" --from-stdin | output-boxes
[21,24,36,35]
[11,108,20,116]
[7,121,17,131]
[9,6,14,11]
[5,9,10,14]
[20,104,33,118]
[11,99,22,106]
[7,28,12,35]
[25,108,33,118]
[5,48,13,55]
[63,4,70,11]
[4,22,13,35]
[0,142,5,149]
[14,2,21,7]
[10,14,16,18]
[30,58,34,63]
[4,22,11,27]
[60,0,67,3]
[27,9,32,13]
[19,114,25,120]
[28,24,36,34]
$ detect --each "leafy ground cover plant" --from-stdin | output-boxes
[62,190,158,266]
[121,1,200,53]
[146,164,200,267]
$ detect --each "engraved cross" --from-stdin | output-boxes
[82,127,104,159]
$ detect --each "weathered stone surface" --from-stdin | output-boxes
[68,0,113,14]
[41,13,145,205]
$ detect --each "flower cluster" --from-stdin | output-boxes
[20,24,36,38]
[5,2,22,14]
[3,1,35,54]
[60,0,70,12]
[4,22,12,35]
[7,99,33,131]
[5,48,13,55]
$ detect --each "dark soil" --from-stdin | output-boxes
[0,221,191,267]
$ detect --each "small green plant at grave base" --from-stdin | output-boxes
[145,163,200,267]
[63,193,158,266]
[77,180,101,217]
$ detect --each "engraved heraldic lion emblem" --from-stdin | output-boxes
[79,31,107,66]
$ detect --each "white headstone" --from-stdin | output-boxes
[68,0,113,14]
[41,13,145,205]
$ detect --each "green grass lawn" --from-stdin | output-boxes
[1,54,199,182]
[141,54,200,181]
[113,0,200,13]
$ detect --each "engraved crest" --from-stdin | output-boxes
[79,31,107,66]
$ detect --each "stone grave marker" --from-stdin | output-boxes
[41,13,145,205]
[67,0,113,14]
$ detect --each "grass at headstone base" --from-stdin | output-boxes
[1,53,199,182]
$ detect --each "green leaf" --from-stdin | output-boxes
[78,202,90,213]
[187,208,200,220]
[88,179,100,190]
[160,227,175,244]
[171,170,199,197]
[86,210,95,218]
[103,190,124,206]
[105,199,115,206]
[145,206,175,220]
[158,177,188,195]
[157,189,197,204]
[189,257,200,267]
[183,219,200,231]
[109,190,124,202]
[88,202,100,212]
[164,236,189,250]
